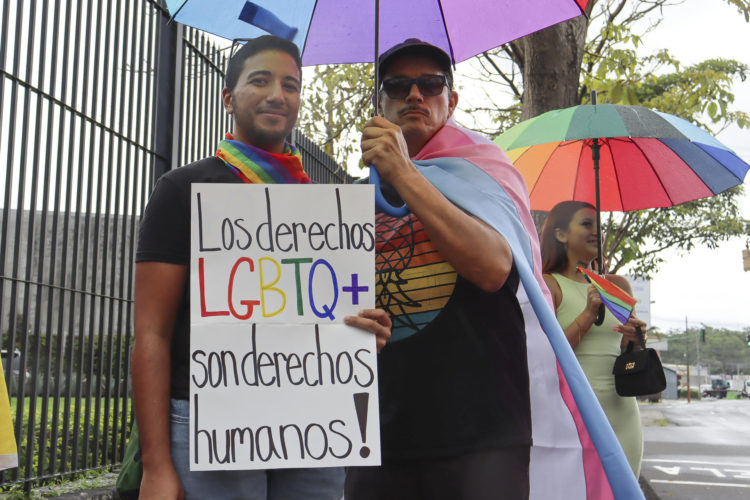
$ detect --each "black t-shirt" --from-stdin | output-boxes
[136,156,240,399]
[375,209,532,460]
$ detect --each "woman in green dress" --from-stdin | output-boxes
[540,201,646,477]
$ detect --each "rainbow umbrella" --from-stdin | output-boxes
[577,267,636,324]
[495,100,750,271]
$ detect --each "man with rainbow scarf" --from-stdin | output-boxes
[345,40,643,500]
[132,36,390,500]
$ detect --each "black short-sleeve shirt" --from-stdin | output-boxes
[136,157,239,399]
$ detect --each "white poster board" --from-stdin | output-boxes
[627,275,651,327]
[189,184,379,470]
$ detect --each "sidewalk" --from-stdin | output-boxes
[40,405,671,499]
[638,400,677,500]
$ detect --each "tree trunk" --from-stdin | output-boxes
[516,14,590,232]
[517,15,590,120]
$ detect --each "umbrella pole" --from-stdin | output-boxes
[373,0,380,113]
[593,136,603,273]
[591,92,606,325]
[590,90,604,273]
[592,136,606,326]
[368,0,408,217]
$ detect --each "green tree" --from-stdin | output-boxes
[299,0,750,276]
[661,326,750,374]
[298,63,374,168]
[464,0,750,276]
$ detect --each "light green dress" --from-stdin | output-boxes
[552,273,643,477]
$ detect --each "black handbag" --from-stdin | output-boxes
[612,326,666,397]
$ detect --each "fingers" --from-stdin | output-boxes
[613,320,648,346]
[585,286,602,316]
[345,308,392,353]
[587,285,602,304]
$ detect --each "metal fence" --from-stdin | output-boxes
[0,0,350,491]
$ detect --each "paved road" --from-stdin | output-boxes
[640,399,750,500]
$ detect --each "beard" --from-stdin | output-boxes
[232,98,297,151]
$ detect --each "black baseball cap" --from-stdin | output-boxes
[378,38,454,85]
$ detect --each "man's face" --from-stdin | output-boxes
[378,55,458,156]
[222,49,301,153]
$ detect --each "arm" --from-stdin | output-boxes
[132,261,187,500]
[608,275,647,350]
[543,273,601,350]
[361,117,512,292]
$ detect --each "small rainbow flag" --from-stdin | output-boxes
[577,267,637,324]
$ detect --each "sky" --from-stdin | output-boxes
[635,0,750,333]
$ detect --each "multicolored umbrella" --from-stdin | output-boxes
[577,267,636,325]
[495,103,749,212]
[495,100,750,271]
[165,1,588,66]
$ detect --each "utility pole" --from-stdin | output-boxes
[686,317,691,403]
[696,328,702,384]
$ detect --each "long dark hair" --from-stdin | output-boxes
[540,201,596,274]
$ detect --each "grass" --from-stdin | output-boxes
[0,469,117,499]
[2,396,131,495]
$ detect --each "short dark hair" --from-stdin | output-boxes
[540,201,596,274]
[224,35,302,90]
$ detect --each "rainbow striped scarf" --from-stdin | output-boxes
[216,134,311,184]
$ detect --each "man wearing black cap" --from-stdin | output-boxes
[346,39,544,499]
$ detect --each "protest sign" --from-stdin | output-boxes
[189,184,378,470]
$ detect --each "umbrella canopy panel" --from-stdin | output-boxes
[498,104,750,212]
[165,0,318,50]
[305,0,585,65]
[166,0,587,66]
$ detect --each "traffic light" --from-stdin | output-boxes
[746,333,750,346]
[701,329,706,343]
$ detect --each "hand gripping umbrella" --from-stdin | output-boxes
[165,0,589,215]
[495,92,750,273]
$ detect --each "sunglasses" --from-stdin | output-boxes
[380,75,449,99]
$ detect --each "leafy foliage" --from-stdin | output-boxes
[659,326,750,374]
[298,63,374,171]
[603,187,750,275]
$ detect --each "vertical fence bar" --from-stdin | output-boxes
[85,0,106,469]
[97,0,116,466]
[25,0,50,485]
[78,0,98,471]
[17,0,39,489]
[38,0,61,479]
[5,0,29,483]
[61,0,86,472]
[153,6,179,182]
[49,0,75,478]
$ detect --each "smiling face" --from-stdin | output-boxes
[222,49,301,153]
[556,207,599,263]
[378,54,458,157]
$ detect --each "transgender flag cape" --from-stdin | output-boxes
[405,119,643,500]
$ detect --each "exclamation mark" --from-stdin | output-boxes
[353,392,370,458]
